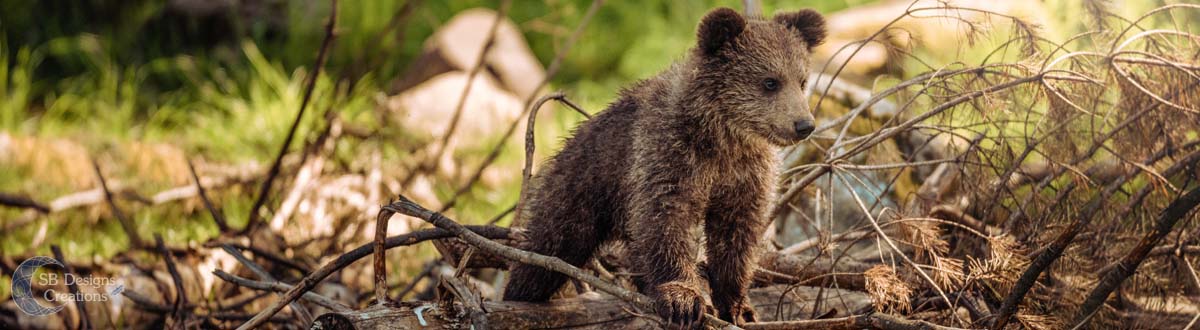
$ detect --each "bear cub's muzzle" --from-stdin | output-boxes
[793,120,815,140]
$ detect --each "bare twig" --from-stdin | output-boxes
[780,231,872,255]
[51,245,91,330]
[512,92,590,224]
[245,0,338,234]
[187,158,229,232]
[373,204,393,305]
[342,0,421,79]
[486,203,517,225]
[92,159,145,249]
[221,244,314,325]
[155,235,189,329]
[123,290,290,324]
[212,270,352,313]
[4,158,277,233]
[396,260,438,300]
[203,241,309,273]
[426,0,512,172]
[1184,257,1200,329]
[0,192,49,213]
[389,196,646,305]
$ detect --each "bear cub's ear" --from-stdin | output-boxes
[698,7,746,56]
[773,9,827,51]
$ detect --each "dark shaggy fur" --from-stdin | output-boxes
[504,7,826,328]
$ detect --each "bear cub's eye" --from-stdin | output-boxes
[762,78,781,92]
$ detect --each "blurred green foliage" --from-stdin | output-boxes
[0,0,869,258]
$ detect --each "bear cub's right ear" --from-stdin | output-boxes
[773,9,827,51]
[697,7,746,56]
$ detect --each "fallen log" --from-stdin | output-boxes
[309,285,871,330]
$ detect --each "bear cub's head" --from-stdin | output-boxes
[692,7,826,146]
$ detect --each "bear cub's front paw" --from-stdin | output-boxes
[652,281,714,329]
[716,295,758,326]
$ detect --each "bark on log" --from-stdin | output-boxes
[309,285,871,330]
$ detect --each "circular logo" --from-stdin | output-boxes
[11,256,66,316]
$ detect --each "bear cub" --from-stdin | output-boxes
[504,7,826,328]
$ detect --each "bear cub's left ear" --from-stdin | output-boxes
[773,9,827,51]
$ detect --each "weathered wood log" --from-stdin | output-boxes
[309,285,871,330]
[433,232,878,293]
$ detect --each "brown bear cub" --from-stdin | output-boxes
[504,7,826,328]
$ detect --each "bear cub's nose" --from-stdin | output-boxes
[794,120,815,139]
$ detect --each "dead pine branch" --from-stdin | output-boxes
[990,175,1131,330]
[833,172,964,326]
[986,135,1200,328]
[1072,185,1200,326]
[244,0,338,235]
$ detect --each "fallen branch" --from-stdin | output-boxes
[0,192,49,213]
[1073,185,1200,326]
[234,225,510,329]
[743,312,977,330]
[222,244,314,325]
[991,174,1130,330]
[384,195,740,329]
[308,285,872,330]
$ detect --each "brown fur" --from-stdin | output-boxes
[504,7,826,328]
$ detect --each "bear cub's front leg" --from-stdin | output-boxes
[704,183,772,325]
[627,162,714,329]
